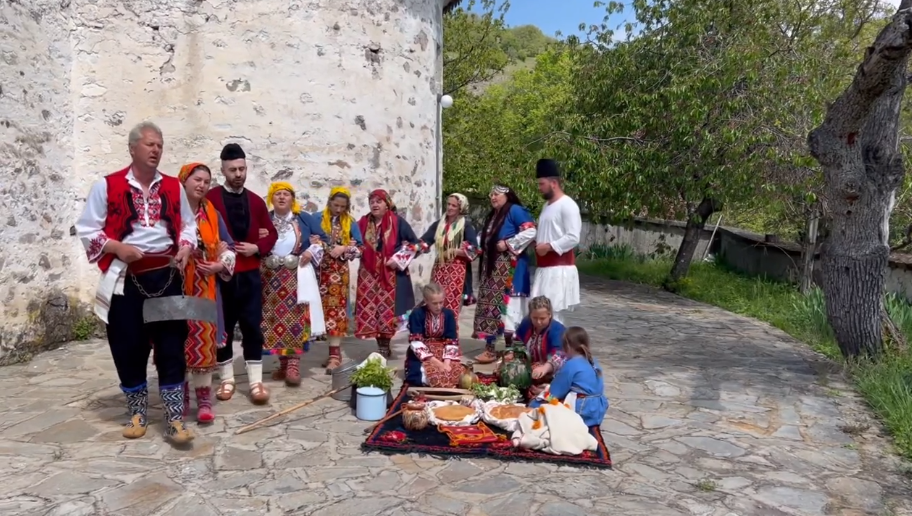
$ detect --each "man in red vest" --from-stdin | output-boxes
[74,121,198,445]
[206,143,278,405]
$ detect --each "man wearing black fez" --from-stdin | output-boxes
[205,143,278,405]
[530,158,581,323]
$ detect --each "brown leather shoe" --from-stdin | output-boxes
[249,382,270,405]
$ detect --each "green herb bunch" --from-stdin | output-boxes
[350,357,395,392]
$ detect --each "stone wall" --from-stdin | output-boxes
[0,0,446,363]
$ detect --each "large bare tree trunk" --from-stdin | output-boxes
[668,197,721,283]
[806,3,912,358]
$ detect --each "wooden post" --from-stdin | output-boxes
[799,208,819,294]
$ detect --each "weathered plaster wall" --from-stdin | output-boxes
[0,1,90,364]
[0,0,445,363]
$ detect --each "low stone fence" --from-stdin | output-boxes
[462,196,912,300]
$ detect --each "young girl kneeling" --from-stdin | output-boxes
[529,327,608,427]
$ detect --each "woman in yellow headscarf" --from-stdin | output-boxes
[261,181,325,385]
[178,162,236,427]
[315,186,363,371]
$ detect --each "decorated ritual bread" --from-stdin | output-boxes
[425,400,480,427]
[478,399,532,432]
[433,404,476,421]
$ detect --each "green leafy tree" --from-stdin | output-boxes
[443,48,574,205]
[560,0,885,284]
[443,0,511,95]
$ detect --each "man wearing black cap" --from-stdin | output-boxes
[206,143,278,405]
[530,158,581,323]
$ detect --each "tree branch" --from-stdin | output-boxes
[808,6,912,152]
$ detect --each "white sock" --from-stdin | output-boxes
[246,360,263,385]
[192,372,213,389]
[329,336,342,348]
[218,360,235,384]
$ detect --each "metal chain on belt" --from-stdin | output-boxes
[130,261,183,298]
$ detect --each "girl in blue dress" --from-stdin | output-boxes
[530,326,609,427]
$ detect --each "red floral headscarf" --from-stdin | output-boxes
[358,189,399,286]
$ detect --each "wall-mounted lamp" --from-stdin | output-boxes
[440,94,453,109]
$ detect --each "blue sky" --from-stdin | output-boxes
[470,0,635,40]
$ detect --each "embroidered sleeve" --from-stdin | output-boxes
[507,221,537,255]
[75,179,110,263]
[305,243,324,267]
[218,250,236,281]
[408,339,433,361]
[397,219,430,256]
[547,350,567,373]
[443,340,461,361]
[178,187,198,249]
[550,200,582,255]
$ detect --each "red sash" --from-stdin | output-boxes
[537,251,575,268]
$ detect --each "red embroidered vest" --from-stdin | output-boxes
[97,166,183,273]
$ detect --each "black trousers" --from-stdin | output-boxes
[106,267,188,390]
[216,269,264,363]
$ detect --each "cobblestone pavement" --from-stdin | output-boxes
[1,277,911,516]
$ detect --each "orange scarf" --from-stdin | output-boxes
[184,201,220,300]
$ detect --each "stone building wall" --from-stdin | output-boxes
[0,0,448,363]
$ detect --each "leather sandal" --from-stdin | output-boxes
[249,382,270,405]
[216,381,236,401]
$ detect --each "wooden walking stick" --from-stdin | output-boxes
[363,408,404,434]
[235,384,351,435]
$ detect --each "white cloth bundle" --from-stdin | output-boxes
[511,400,597,456]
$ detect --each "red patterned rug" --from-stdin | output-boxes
[361,384,612,469]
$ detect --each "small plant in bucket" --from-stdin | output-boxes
[351,357,395,392]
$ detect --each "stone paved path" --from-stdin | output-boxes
[1,278,911,516]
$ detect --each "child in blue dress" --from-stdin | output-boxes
[529,326,608,427]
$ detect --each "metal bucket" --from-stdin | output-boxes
[330,359,358,401]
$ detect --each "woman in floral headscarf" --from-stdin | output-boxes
[178,163,236,425]
[473,184,537,364]
[419,193,478,321]
[355,189,428,358]
[315,186,363,372]
[260,181,324,387]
